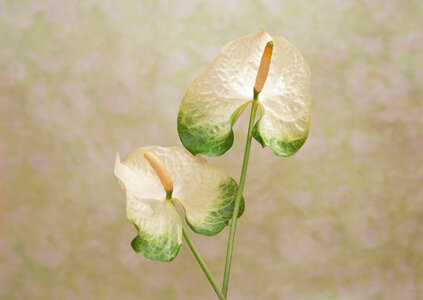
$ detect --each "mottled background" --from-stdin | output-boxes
[1,0,422,299]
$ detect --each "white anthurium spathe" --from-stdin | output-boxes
[114,146,243,262]
[177,29,311,157]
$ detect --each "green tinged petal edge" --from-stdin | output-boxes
[184,177,245,236]
[252,123,309,157]
[177,101,251,157]
[130,221,183,263]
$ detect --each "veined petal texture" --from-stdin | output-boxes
[114,146,243,260]
[178,29,311,157]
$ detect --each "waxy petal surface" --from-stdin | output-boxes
[122,146,244,236]
[115,153,182,262]
[178,29,272,156]
[114,146,243,260]
[178,29,311,157]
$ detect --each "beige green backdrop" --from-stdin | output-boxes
[1,0,422,299]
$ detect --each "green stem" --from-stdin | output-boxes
[222,98,258,297]
[182,227,226,300]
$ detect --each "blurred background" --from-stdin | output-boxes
[1,0,422,299]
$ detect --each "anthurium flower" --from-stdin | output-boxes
[114,146,244,262]
[177,29,311,157]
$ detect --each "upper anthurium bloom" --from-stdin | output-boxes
[114,146,243,262]
[177,29,311,157]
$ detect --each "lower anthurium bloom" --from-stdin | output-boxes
[177,28,311,157]
[114,146,244,262]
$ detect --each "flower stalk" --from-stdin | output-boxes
[221,99,258,297]
[222,41,273,297]
[182,225,226,300]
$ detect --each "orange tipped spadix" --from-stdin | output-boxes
[254,41,273,94]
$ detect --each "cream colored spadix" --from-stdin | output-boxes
[177,29,311,157]
[144,151,173,193]
[114,146,243,262]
